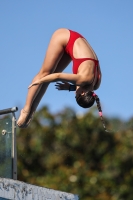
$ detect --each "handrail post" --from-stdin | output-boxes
[12,112,17,180]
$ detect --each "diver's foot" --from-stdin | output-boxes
[17,109,29,128]
[21,111,35,128]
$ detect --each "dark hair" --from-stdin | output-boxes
[76,91,108,132]
[75,91,95,108]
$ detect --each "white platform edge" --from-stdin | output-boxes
[0,178,79,200]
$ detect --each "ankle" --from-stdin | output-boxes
[23,106,31,113]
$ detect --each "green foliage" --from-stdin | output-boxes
[17,106,133,200]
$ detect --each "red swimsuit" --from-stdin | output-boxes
[65,30,99,85]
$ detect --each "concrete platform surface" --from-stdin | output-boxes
[0,177,79,200]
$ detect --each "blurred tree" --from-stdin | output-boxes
[17,106,133,200]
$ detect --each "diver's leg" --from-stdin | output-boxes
[24,52,71,127]
[17,29,69,127]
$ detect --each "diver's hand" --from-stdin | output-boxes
[55,81,70,91]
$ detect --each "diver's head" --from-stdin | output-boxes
[75,86,95,108]
[75,86,108,132]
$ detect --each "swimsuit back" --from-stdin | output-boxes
[65,30,100,86]
[65,30,98,72]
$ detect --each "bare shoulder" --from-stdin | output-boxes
[76,74,94,86]
[94,64,102,90]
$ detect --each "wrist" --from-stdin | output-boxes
[69,84,76,92]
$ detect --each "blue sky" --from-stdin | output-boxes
[0,1,133,120]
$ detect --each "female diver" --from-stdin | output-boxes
[17,28,103,128]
